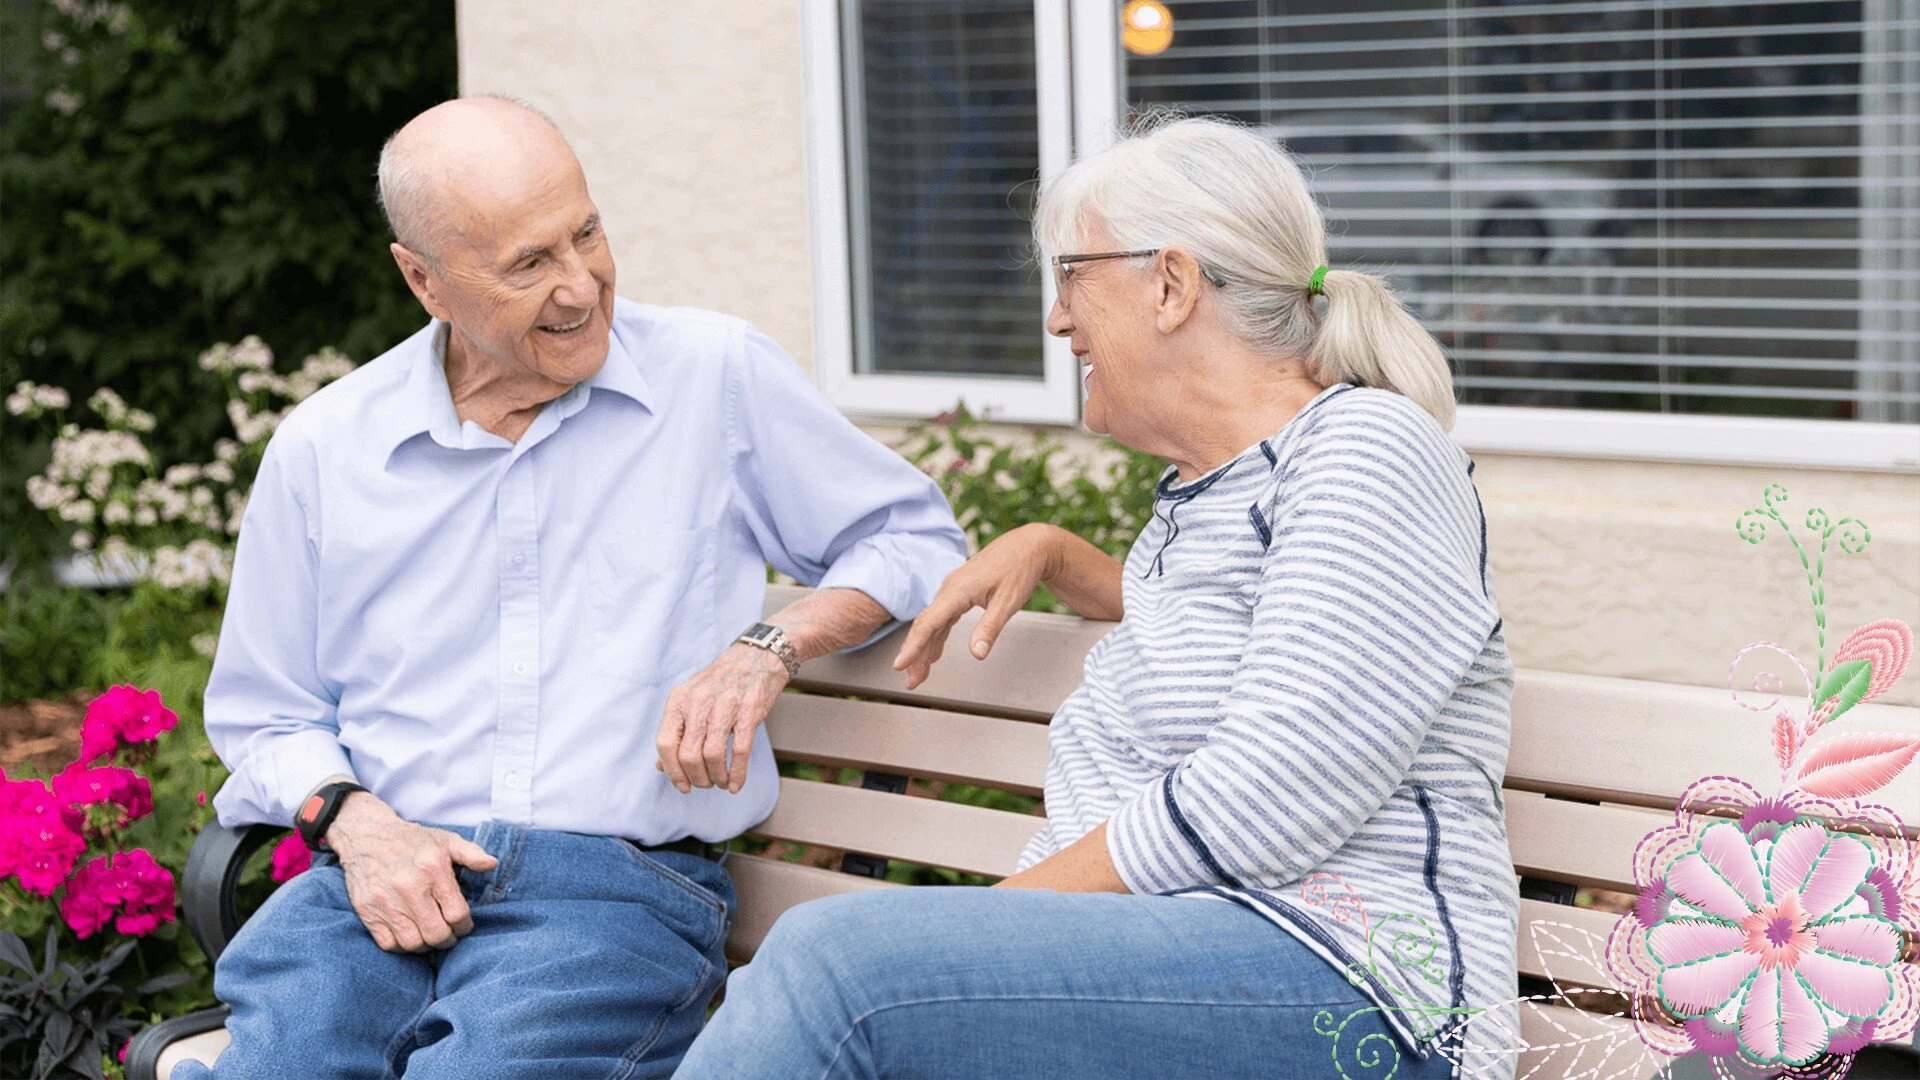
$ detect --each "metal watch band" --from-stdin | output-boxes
[736,622,801,679]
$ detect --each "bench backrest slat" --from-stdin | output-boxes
[1507,670,1920,818]
[754,777,1042,878]
[766,696,1049,795]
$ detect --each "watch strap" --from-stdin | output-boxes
[296,780,367,852]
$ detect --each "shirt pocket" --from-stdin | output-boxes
[589,525,719,688]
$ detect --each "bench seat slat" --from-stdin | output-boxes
[766,696,1050,795]
[1515,1004,1662,1079]
[1505,792,1663,895]
[750,777,1043,878]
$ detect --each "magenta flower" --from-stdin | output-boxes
[59,850,175,939]
[1638,808,1909,1066]
[0,776,88,897]
[52,763,154,827]
[269,832,311,883]
[78,685,178,763]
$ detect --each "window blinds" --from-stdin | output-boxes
[844,0,1047,379]
[1124,0,1918,421]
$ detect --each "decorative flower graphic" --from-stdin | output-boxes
[1604,487,1920,1077]
[1642,807,1910,1066]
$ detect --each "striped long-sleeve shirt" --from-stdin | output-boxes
[1019,384,1519,1076]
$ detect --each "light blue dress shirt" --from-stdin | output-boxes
[205,299,967,843]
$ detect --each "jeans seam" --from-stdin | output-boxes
[818,995,1378,1080]
[601,954,720,1080]
[620,844,730,949]
[482,827,528,904]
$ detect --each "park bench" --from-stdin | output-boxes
[128,586,1920,1079]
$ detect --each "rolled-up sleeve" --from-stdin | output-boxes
[206,436,353,828]
[726,328,966,621]
[1106,417,1500,895]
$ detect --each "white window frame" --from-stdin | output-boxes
[802,0,1081,425]
[807,0,1919,471]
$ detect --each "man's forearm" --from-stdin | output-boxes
[766,587,892,661]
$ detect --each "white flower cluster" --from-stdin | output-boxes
[6,380,70,416]
[149,540,231,591]
[44,88,81,115]
[49,0,131,34]
[235,347,354,405]
[25,335,355,593]
[198,335,274,374]
[87,387,156,431]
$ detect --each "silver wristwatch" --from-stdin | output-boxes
[735,622,801,679]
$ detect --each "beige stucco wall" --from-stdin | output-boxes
[458,1,1920,705]
[457,0,816,370]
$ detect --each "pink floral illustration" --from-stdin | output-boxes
[1609,781,1920,1072]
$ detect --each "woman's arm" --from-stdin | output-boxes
[893,523,1122,689]
[994,823,1128,893]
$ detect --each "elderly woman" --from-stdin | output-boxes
[676,117,1517,1080]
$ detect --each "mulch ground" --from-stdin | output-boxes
[0,695,87,776]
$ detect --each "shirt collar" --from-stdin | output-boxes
[378,317,652,460]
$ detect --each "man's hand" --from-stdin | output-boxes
[326,793,499,953]
[655,643,789,794]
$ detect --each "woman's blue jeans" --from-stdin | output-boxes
[676,886,1458,1080]
[174,822,733,1080]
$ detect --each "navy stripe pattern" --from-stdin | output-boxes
[1020,386,1519,1075]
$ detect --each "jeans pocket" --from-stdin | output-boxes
[617,843,731,951]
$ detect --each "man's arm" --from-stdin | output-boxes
[654,587,890,794]
[653,326,967,796]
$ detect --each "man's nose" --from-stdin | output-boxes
[552,252,598,309]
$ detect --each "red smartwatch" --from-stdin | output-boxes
[296,781,367,852]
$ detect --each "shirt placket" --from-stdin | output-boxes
[490,450,542,822]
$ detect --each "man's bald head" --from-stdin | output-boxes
[377,95,576,264]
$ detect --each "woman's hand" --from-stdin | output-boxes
[892,524,1060,689]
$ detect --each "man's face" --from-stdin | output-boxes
[404,160,617,386]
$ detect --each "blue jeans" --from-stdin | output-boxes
[176,822,733,1080]
[675,886,1458,1080]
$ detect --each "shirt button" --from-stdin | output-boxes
[504,773,524,789]
[513,662,528,676]
[510,553,526,569]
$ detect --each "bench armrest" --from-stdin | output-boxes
[182,821,284,964]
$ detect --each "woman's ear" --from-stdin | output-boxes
[1153,247,1206,334]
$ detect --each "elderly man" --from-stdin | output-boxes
[179,97,965,1079]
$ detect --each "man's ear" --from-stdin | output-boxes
[1152,247,1205,335]
[390,243,453,323]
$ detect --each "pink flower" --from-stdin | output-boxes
[269,832,311,882]
[1610,784,1919,1068]
[78,686,178,763]
[0,777,87,896]
[59,850,175,939]
[52,763,153,826]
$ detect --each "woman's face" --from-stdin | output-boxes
[1045,222,1162,441]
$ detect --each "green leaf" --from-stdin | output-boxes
[0,933,32,976]
[1812,658,1873,724]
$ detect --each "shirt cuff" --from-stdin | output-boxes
[212,728,356,828]
[1106,769,1231,895]
[816,536,919,621]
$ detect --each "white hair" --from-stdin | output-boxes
[375,94,563,267]
[1033,113,1457,428]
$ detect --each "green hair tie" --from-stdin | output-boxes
[1307,265,1329,296]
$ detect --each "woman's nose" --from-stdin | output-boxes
[1045,294,1073,337]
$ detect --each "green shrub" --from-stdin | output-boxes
[0,0,458,568]
[897,408,1164,612]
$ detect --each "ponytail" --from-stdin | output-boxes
[1309,269,1457,429]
